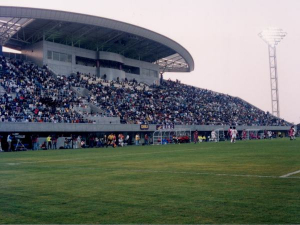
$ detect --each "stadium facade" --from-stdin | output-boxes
[0,6,194,85]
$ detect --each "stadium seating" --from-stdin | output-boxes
[66,72,289,126]
[0,56,290,126]
[0,56,88,123]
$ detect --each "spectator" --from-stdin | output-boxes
[77,136,81,148]
[144,133,148,145]
[135,134,140,146]
[7,134,12,151]
[40,141,47,150]
[64,138,71,149]
[31,135,39,150]
[0,135,3,151]
[46,135,52,149]
[52,135,57,149]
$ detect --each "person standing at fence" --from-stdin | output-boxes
[89,135,94,148]
[144,134,149,145]
[52,135,57,149]
[46,135,52,149]
[77,136,81,148]
[32,135,38,150]
[267,131,272,139]
[211,130,217,142]
[135,134,140,146]
[264,130,268,139]
[72,135,77,149]
[31,135,35,150]
[242,130,247,140]
[227,127,232,141]
[7,134,12,152]
[125,135,129,146]
[64,138,71,149]
[0,135,3,152]
[194,130,198,144]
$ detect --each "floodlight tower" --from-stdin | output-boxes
[259,27,287,118]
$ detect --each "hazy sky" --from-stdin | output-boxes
[1,0,299,124]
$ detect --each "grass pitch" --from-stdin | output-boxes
[0,139,299,224]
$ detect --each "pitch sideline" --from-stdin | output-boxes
[100,168,300,179]
[280,170,300,178]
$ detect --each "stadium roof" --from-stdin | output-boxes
[0,6,194,73]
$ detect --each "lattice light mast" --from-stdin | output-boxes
[259,27,287,118]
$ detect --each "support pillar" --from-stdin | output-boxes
[268,45,280,118]
[96,51,100,77]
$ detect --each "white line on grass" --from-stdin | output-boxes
[101,168,300,179]
[280,170,300,178]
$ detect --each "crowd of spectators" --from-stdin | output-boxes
[0,56,290,126]
[67,73,289,126]
[0,56,90,123]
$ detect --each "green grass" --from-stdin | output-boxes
[0,139,299,224]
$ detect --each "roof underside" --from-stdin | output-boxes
[0,7,194,73]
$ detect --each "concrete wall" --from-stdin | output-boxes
[89,103,105,114]
[73,65,97,76]
[124,57,159,85]
[22,41,44,66]
[73,106,91,114]
[70,86,90,97]
[44,41,97,76]
[98,51,124,63]
[87,116,120,124]
[124,57,158,71]
[38,41,159,84]
[0,122,290,133]
[99,67,125,80]
[126,73,158,85]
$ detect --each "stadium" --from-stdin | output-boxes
[0,6,299,224]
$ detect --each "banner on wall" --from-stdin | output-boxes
[140,124,149,130]
[156,124,175,130]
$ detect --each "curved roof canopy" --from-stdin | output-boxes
[0,6,194,73]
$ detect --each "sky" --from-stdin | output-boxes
[1,0,300,124]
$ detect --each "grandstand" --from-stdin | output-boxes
[0,6,292,149]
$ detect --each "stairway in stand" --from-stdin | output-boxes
[0,68,6,95]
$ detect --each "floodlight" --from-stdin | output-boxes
[259,27,287,46]
[259,27,287,118]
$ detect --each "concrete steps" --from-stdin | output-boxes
[0,85,6,95]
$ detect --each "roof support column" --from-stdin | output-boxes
[96,51,100,77]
